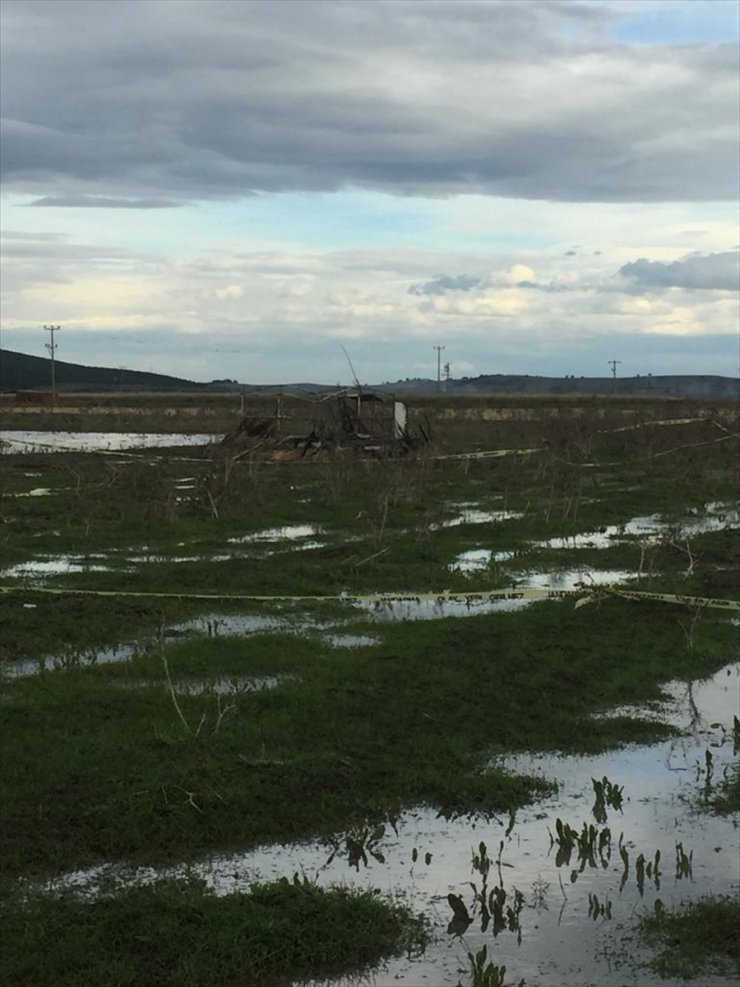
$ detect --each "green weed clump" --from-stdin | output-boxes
[639,896,740,980]
[1,875,427,987]
[690,727,740,816]
[464,943,524,987]
[710,764,740,814]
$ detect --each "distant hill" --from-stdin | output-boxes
[380,374,740,400]
[0,349,206,392]
[1,348,737,400]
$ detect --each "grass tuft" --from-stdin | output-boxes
[1,876,428,987]
[639,896,740,979]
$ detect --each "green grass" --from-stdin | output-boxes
[1,875,427,987]
[0,593,198,666]
[639,896,740,979]
[1,600,735,880]
[1,397,738,985]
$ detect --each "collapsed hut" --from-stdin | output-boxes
[220,388,430,458]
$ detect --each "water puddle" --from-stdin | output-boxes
[448,549,518,573]
[227,524,323,544]
[256,539,330,557]
[2,595,559,679]
[448,555,636,594]
[0,555,121,578]
[38,663,740,987]
[447,502,738,574]
[116,674,295,696]
[0,431,219,454]
[2,613,337,679]
[2,487,57,498]
[537,503,739,551]
[435,508,524,530]
[326,634,381,648]
[125,553,234,565]
[2,538,330,582]
[512,568,637,591]
[3,642,139,679]
[353,595,534,621]
[179,612,335,639]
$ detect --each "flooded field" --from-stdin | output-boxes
[0,429,218,453]
[39,663,740,987]
[1,404,738,986]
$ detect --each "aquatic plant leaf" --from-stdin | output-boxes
[447,893,470,923]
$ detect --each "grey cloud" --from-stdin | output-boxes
[1,229,65,241]
[619,251,740,291]
[28,196,180,208]
[408,274,483,296]
[0,238,141,261]
[517,280,574,293]
[0,0,737,204]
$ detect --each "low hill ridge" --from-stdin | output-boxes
[1,348,737,399]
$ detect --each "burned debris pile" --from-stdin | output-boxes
[219,389,430,459]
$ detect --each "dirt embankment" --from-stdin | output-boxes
[0,404,241,434]
[2,395,736,435]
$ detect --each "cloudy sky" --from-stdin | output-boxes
[1,0,738,384]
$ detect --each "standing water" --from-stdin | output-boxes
[43,663,739,987]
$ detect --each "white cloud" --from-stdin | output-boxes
[215,285,244,300]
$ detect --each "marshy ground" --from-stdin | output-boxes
[1,393,738,986]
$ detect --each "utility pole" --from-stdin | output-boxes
[443,361,451,392]
[44,325,61,404]
[608,359,621,395]
[433,344,446,392]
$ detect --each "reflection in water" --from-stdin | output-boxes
[36,663,740,987]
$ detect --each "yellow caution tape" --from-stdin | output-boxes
[597,416,711,434]
[1,583,737,611]
[434,431,738,464]
[598,588,740,611]
[435,447,541,461]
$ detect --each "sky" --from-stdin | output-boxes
[0,0,738,385]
